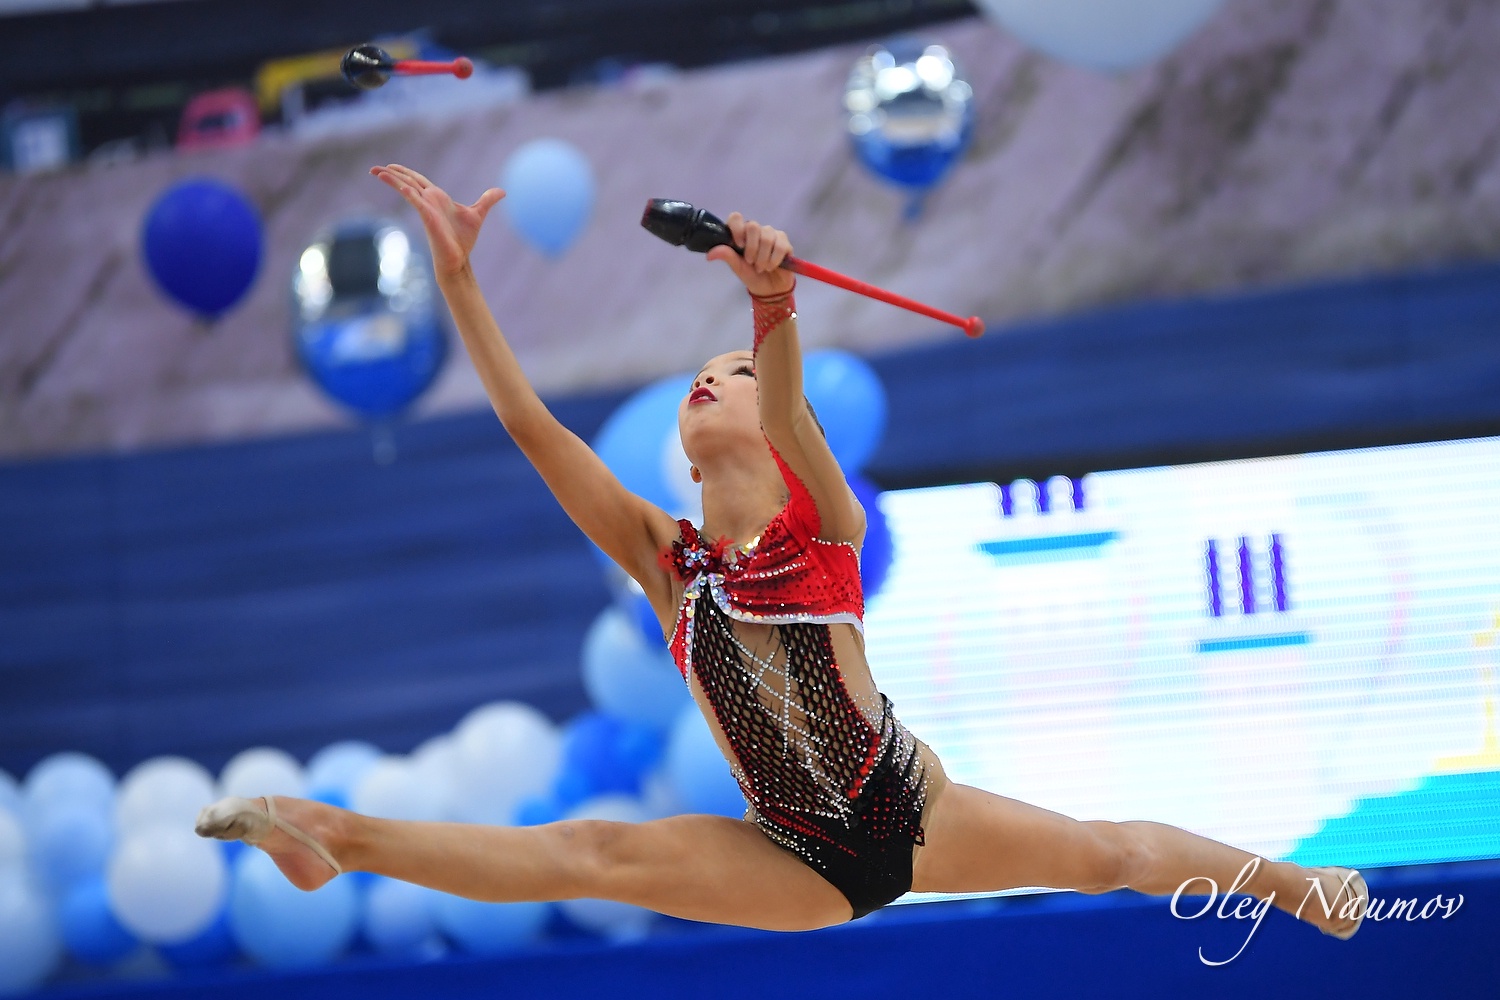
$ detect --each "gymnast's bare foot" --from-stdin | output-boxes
[195,795,350,892]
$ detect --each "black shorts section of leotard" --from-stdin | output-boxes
[753,698,928,920]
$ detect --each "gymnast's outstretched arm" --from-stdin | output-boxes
[705,214,865,544]
[370,164,680,606]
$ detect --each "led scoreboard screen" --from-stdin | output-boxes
[864,435,1500,892]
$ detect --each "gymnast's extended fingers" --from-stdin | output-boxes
[370,166,416,199]
[742,221,763,269]
[384,164,435,191]
[768,228,792,269]
[725,211,747,250]
[751,223,780,272]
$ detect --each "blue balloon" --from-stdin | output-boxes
[850,476,894,599]
[665,706,745,818]
[28,803,114,894]
[624,591,665,646]
[58,878,137,966]
[846,41,974,197]
[228,849,358,968]
[142,177,262,319]
[555,712,665,806]
[501,139,596,257]
[157,908,238,968]
[433,894,549,956]
[803,351,888,472]
[292,220,448,420]
[592,373,695,516]
[581,607,690,731]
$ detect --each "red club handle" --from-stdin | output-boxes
[782,256,984,337]
[391,57,474,79]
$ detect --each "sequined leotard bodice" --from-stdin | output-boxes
[664,443,929,917]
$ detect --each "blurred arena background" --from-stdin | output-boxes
[2,0,1498,996]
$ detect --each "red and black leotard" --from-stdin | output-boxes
[664,443,929,919]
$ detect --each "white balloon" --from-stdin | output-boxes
[114,757,217,836]
[220,747,306,801]
[107,824,227,944]
[449,702,562,825]
[0,811,24,873]
[0,871,61,995]
[973,0,1226,73]
[556,797,655,939]
[351,757,447,822]
[24,752,115,825]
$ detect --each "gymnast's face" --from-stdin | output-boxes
[678,350,761,463]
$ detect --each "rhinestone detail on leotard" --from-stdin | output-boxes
[663,441,928,876]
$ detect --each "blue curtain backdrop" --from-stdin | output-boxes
[3,262,1500,775]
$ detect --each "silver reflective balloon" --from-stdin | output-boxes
[291,218,448,419]
[845,40,974,191]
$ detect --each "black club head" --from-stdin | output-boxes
[342,44,393,90]
[640,199,737,254]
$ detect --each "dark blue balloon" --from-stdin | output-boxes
[557,712,665,801]
[550,767,594,812]
[850,475,894,599]
[142,177,262,319]
[59,878,137,966]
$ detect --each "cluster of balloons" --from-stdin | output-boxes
[590,350,894,644]
[141,177,263,321]
[0,685,747,994]
[286,138,595,440]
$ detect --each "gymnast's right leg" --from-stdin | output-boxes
[197,796,853,932]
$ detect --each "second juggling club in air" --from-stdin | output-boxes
[341,44,474,90]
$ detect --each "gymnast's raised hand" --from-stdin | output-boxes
[370,164,504,278]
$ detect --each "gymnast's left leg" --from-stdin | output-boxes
[911,773,1366,938]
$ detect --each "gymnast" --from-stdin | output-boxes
[198,163,1369,941]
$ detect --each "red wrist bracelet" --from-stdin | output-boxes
[751,279,796,351]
